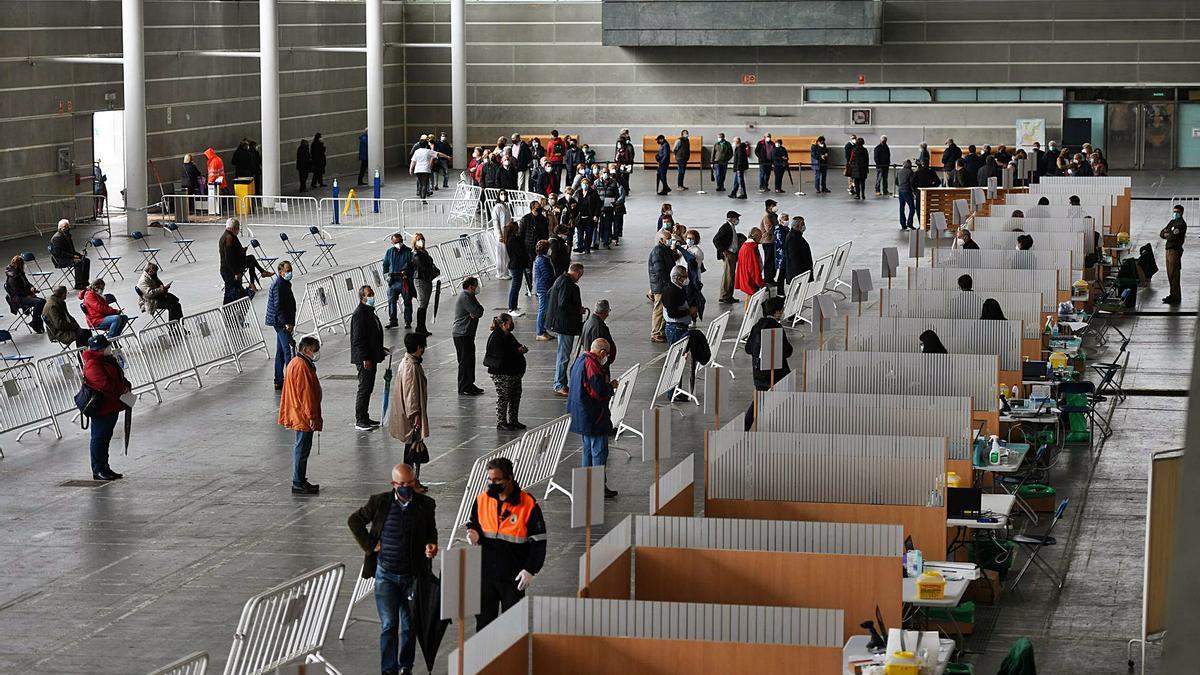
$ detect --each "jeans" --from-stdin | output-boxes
[554,333,573,391]
[89,411,120,475]
[453,335,475,392]
[714,162,728,190]
[221,270,245,304]
[535,291,548,336]
[374,567,417,673]
[293,430,313,486]
[731,170,746,198]
[97,314,127,338]
[611,210,625,239]
[599,209,613,245]
[581,433,610,467]
[656,165,669,193]
[758,163,770,190]
[387,280,412,325]
[898,191,917,229]
[506,269,524,311]
[811,162,825,192]
[574,222,591,251]
[15,296,46,332]
[875,165,890,194]
[676,162,687,188]
[356,363,377,423]
[438,160,450,187]
[273,326,292,386]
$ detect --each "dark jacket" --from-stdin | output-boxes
[896,166,916,193]
[4,266,36,304]
[745,316,792,390]
[977,164,999,186]
[81,348,130,417]
[712,139,733,164]
[499,164,518,190]
[962,152,984,177]
[218,230,247,276]
[548,237,571,278]
[519,212,549,254]
[811,143,828,167]
[452,290,484,338]
[713,221,737,258]
[564,145,584,170]
[49,230,82,268]
[663,281,692,324]
[485,328,526,376]
[43,295,83,345]
[672,136,691,162]
[512,141,532,171]
[546,273,583,335]
[505,235,530,270]
[412,248,439,281]
[873,143,891,168]
[350,303,386,364]
[655,141,670,167]
[347,491,438,579]
[647,242,676,294]
[382,245,413,282]
[481,160,502,189]
[784,230,813,283]
[575,189,601,221]
[952,167,975,188]
[264,277,296,327]
[849,145,870,179]
[358,133,368,162]
[733,143,750,171]
[180,161,203,190]
[295,144,311,173]
[310,138,327,172]
[232,143,254,178]
[915,165,941,189]
[755,139,774,164]
[580,314,616,366]
[567,351,614,435]
[942,143,962,169]
[843,141,855,164]
[771,145,790,168]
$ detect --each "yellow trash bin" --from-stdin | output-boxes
[233,177,255,216]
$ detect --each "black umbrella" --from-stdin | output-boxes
[407,573,451,673]
[432,279,443,320]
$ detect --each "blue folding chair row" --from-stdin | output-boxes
[166,222,197,263]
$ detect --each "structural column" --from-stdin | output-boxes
[450,0,466,168]
[366,0,384,184]
[120,0,147,235]
[260,0,281,200]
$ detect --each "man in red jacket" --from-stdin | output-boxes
[545,130,567,192]
[81,335,131,480]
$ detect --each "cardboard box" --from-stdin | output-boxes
[962,569,1002,605]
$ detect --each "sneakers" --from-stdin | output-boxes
[535,334,553,341]
[604,487,618,499]
[292,481,320,495]
[508,309,525,317]
[355,419,381,431]
[386,320,398,329]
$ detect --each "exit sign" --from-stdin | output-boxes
[741,74,757,85]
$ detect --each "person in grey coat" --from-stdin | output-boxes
[580,299,617,368]
[452,277,485,395]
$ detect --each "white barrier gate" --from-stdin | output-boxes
[609,363,642,440]
[824,241,853,295]
[702,310,736,377]
[781,275,812,328]
[319,197,400,229]
[223,562,344,675]
[652,334,696,407]
[0,360,59,440]
[337,564,379,641]
[807,253,834,302]
[138,321,204,389]
[301,274,349,335]
[148,651,209,675]
[729,287,768,361]
[32,349,86,436]
[448,416,572,548]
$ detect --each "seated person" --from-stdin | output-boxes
[958,274,974,291]
[919,329,948,354]
[137,263,184,322]
[79,279,129,338]
[43,285,91,347]
[1016,234,1034,250]
[49,219,91,290]
[980,298,1007,320]
[4,255,46,334]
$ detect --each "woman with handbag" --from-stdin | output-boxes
[389,332,430,486]
[484,312,528,431]
[80,335,130,480]
[410,232,439,337]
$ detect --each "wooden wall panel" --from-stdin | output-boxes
[531,635,841,674]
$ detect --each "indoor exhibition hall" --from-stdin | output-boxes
[2,1,1200,674]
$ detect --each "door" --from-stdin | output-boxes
[1106,102,1175,169]
[92,109,126,209]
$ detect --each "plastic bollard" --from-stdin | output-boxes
[373,169,381,212]
[332,179,340,224]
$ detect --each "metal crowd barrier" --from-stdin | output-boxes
[447,415,572,548]
[147,651,208,675]
[222,562,344,675]
[609,363,642,440]
[0,297,266,444]
[319,197,400,229]
[400,183,483,233]
[164,194,320,232]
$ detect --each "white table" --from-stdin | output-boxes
[843,634,952,675]
[947,493,1016,530]
[974,444,1030,474]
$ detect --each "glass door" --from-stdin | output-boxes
[1106,102,1175,169]
[1142,103,1175,170]
[1106,103,1139,169]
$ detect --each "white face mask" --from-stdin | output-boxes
[415,241,424,249]
[600,355,609,365]
[282,271,294,281]
[393,243,402,250]
[309,351,321,363]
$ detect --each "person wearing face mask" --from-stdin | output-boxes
[673,129,692,190]
[279,336,323,494]
[771,211,789,296]
[350,285,389,430]
[382,233,414,329]
[567,339,619,498]
[595,164,625,248]
[42,285,90,348]
[49,218,91,290]
[1161,205,1187,305]
[410,233,439,337]
[434,131,453,188]
[771,139,790,193]
[78,334,131,480]
[743,297,792,431]
[735,227,765,299]
[810,136,830,194]
[547,262,585,395]
[347,463,438,675]
[491,192,513,280]
[918,329,948,354]
[4,256,46,333]
[574,178,601,252]
[509,133,531,190]
[654,134,671,195]
[265,261,296,390]
[648,230,676,343]
[711,132,732,192]
[466,457,547,629]
[783,216,814,287]
[956,228,980,250]
[388,332,432,484]
[713,211,741,303]
[136,263,183,322]
[484,312,529,430]
[564,138,584,188]
[79,279,129,338]
[759,200,779,287]
[452,277,486,396]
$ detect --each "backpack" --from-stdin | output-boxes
[74,383,102,427]
[1138,243,1158,279]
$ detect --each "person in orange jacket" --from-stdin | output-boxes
[203,147,226,195]
[734,227,765,298]
[279,336,323,495]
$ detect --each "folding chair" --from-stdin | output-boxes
[20,252,54,292]
[306,226,338,267]
[251,238,279,271]
[1058,381,1110,450]
[89,237,124,280]
[134,287,167,328]
[165,222,196,263]
[130,231,161,269]
[0,329,32,363]
[5,300,34,334]
[279,232,309,274]
[1009,498,1070,590]
[46,245,75,289]
[1090,339,1129,403]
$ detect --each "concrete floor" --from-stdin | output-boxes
[0,169,1195,674]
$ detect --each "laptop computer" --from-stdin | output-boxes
[1022,360,1049,382]
[947,487,983,519]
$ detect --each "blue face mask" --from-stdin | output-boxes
[282,271,293,281]
[1174,212,1183,220]
[395,486,414,501]
[365,297,376,307]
